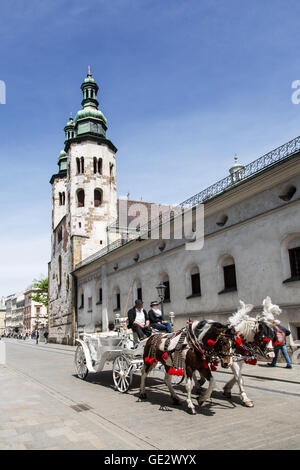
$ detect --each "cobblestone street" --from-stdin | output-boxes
[0,339,299,450]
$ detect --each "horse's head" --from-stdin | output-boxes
[195,321,234,369]
[253,321,275,359]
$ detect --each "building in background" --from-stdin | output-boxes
[24,287,48,334]
[0,297,6,335]
[4,294,14,334]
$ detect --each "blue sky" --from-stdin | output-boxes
[1,0,300,295]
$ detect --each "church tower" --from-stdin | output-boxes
[49,69,118,344]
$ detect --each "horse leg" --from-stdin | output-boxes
[139,363,157,399]
[192,371,205,393]
[197,369,216,406]
[223,363,237,398]
[234,362,254,407]
[185,374,197,414]
[224,361,254,407]
[164,371,183,406]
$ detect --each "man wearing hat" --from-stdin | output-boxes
[148,301,172,333]
[127,299,152,340]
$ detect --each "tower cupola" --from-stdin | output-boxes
[64,114,75,142]
[58,149,68,173]
[80,66,99,109]
[229,155,245,184]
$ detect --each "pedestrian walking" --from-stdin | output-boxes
[268,320,292,368]
[35,330,39,345]
[43,331,49,344]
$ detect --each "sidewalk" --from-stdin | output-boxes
[217,360,300,384]
[0,365,154,450]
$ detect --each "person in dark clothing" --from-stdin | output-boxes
[35,330,39,345]
[148,301,172,333]
[127,300,152,340]
[267,320,292,368]
[43,331,49,344]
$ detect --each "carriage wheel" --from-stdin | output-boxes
[75,345,88,380]
[113,355,133,393]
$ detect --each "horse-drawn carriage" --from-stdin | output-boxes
[74,316,182,393]
[74,297,281,413]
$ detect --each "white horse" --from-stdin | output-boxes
[222,297,281,407]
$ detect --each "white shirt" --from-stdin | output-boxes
[152,308,162,319]
[135,308,145,326]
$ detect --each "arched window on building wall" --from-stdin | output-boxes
[187,265,201,297]
[94,189,103,207]
[80,157,84,174]
[281,234,300,283]
[219,255,237,294]
[133,280,142,303]
[77,189,85,207]
[160,273,171,302]
[113,287,121,312]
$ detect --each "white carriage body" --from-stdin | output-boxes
[76,329,145,373]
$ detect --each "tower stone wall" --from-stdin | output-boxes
[49,70,117,344]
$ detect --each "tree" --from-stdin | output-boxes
[29,277,49,309]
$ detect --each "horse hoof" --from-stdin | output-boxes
[197,399,205,407]
[223,391,232,399]
[189,408,197,415]
[243,401,254,408]
[139,393,147,400]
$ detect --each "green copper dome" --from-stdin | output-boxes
[58,150,67,161]
[74,106,107,124]
[58,149,68,173]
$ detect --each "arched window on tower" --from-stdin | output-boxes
[76,158,80,174]
[93,157,97,174]
[109,163,114,182]
[59,192,65,206]
[94,189,103,207]
[80,157,84,174]
[77,189,85,207]
[58,255,62,287]
[98,158,102,175]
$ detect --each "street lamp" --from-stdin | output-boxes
[156,283,166,317]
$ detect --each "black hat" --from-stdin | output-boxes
[150,301,160,307]
[135,299,143,305]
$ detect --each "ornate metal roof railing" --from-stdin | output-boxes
[180,135,300,208]
[75,135,300,270]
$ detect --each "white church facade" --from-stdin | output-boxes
[49,71,300,349]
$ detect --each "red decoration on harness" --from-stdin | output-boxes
[213,360,219,366]
[145,357,150,363]
[210,365,217,372]
[203,361,209,369]
[235,337,242,346]
[273,341,279,347]
[207,339,216,348]
[245,358,257,365]
[162,352,169,360]
[263,338,271,343]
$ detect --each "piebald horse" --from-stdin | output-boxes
[222,297,279,407]
[139,320,234,415]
